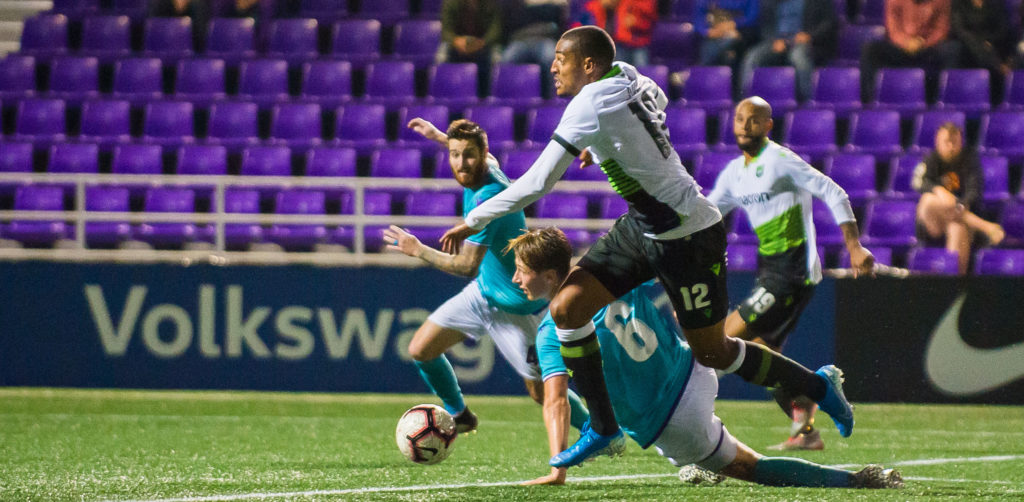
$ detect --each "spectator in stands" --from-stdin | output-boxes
[951,0,1013,79]
[859,0,961,102]
[913,122,1005,274]
[738,0,838,101]
[572,0,658,66]
[149,0,210,51]
[695,0,759,66]
[439,0,503,96]
[501,0,568,97]
[226,0,262,18]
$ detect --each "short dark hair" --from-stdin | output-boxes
[446,119,488,153]
[560,26,615,71]
[505,227,573,279]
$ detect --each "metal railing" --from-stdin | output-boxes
[0,173,617,265]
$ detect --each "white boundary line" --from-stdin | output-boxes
[104,454,1024,502]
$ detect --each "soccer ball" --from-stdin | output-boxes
[395,404,457,465]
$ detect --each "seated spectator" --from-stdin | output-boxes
[951,0,1013,78]
[859,0,961,102]
[501,0,568,96]
[739,0,837,101]
[149,0,210,51]
[439,0,503,95]
[573,0,658,66]
[695,0,759,66]
[913,122,1005,274]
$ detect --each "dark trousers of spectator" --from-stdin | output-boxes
[859,39,962,102]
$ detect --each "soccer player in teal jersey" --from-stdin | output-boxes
[385,119,588,434]
[507,227,902,489]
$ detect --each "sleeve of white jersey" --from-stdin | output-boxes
[550,92,600,156]
[784,153,856,225]
[706,165,739,216]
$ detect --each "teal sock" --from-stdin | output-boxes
[754,457,854,487]
[566,388,589,430]
[413,356,465,416]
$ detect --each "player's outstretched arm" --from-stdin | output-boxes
[384,224,485,277]
[839,221,875,278]
[522,375,571,486]
[406,117,448,146]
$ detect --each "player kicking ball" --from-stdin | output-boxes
[508,227,902,489]
[385,118,590,435]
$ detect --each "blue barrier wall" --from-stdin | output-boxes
[0,262,836,400]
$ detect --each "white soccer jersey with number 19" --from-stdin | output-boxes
[706,141,856,285]
[552,62,721,238]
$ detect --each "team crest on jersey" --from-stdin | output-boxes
[756,164,764,177]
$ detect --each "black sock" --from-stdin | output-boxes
[769,387,795,419]
[735,341,827,401]
[561,333,618,435]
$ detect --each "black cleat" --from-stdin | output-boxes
[453,407,478,434]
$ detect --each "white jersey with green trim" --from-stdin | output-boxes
[706,141,855,284]
[551,62,721,238]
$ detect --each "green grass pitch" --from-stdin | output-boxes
[2,388,1023,501]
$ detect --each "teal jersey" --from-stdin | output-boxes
[537,281,695,448]
[466,160,549,315]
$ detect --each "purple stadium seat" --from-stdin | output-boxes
[330,19,381,69]
[0,142,34,188]
[19,14,69,59]
[694,151,736,194]
[808,67,862,118]
[143,101,195,147]
[112,144,162,175]
[13,98,66,144]
[840,245,892,267]
[363,61,417,107]
[665,105,708,162]
[534,193,588,219]
[783,109,838,161]
[5,185,67,246]
[599,194,628,219]
[112,58,164,103]
[307,147,357,177]
[835,25,886,67]
[300,60,353,108]
[177,144,227,201]
[267,189,328,250]
[678,66,734,114]
[111,0,149,19]
[637,64,670,95]
[862,199,918,250]
[0,55,37,100]
[825,153,877,208]
[143,17,194,61]
[206,102,260,151]
[135,187,197,247]
[855,0,885,23]
[270,103,323,151]
[727,243,759,271]
[727,210,758,245]
[84,186,131,248]
[1002,202,1024,247]
[392,19,442,68]
[205,17,256,63]
[908,111,966,153]
[80,15,132,61]
[333,103,388,153]
[936,69,991,118]
[79,99,131,149]
[812,198,845,249]
[1001,70,1024,111]
[979,155,1011,213]
[48,143,99,175]
[871,68,927,117]
[884,153,923,199]
[649,22,697,71]
[237,59,290,107]
[356,0,409,26]
[50,0,98,18]
[488,63,544,111]
[241,146,291,177]
[174,58,226,105]
[300,0,348,22]
[47,56,99,103]
[405,190,456,216]
[266,18,320,62]
[342,189,393,251]
[428,63,479,109]
[748,67,797,117]
[220,188,263,249]
[907,247,960,275]
[843,110,902,161]
[563,159,605,181]
[974,248,1024,275]
[369,148,422,178]
[500,148,542,179]
[463,105,517,154]
[525,103,566,148]
[978,112,1024,162]
[395,104,450,153]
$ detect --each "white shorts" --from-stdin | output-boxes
[652,362,740,473]
[427,281,545,380]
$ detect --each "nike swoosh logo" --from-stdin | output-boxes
[924,293,1024,396]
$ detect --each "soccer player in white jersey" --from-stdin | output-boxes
[707,97,875,451]
[440,25,857,467]
[384,118,590,435]
[508,227,902,489]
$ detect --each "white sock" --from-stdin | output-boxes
[721,339,746,374]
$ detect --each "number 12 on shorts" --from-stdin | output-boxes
[678,283,710,311]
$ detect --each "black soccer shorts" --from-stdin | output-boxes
[736,274,816,349]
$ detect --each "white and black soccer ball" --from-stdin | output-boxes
[395,404,457,465]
